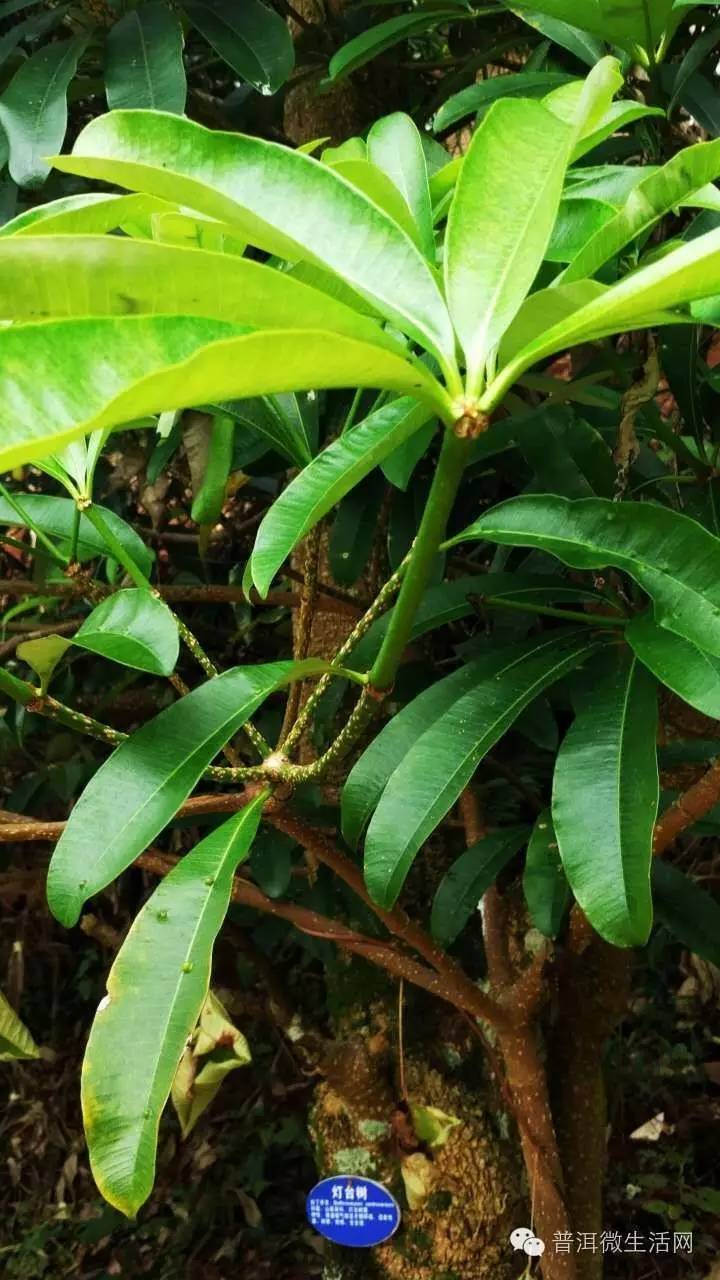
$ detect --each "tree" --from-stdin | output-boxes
[2,16,720,1280]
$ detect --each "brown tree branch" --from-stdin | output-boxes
[0,575,361,618]
[653,756,720,853]
[459,787,514,991]
[268,809,512,1033]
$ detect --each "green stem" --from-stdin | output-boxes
[0,666,268,779]
[84,503,150,589]
[341,387,364,435]
[482,597,627,627]
[69,503,82,564]
[369,429,472,690]
[0,482,68,567]
[282,556,409,758]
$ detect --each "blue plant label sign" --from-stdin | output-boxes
[306,1175,401,1247]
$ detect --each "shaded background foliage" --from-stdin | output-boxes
[2,2,720,1277]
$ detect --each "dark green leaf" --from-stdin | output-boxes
[452,495,720,657]
[364,630,600,907]
[251,398,432,596]
[381,419,436,490]
[652,858,720,967]
[509,7,604,65]
[0,36,87,187]
[431,827,528,947]
[190,415,235,525]
[329,471,384,587]
[328,11,459,82]
[182,0,293,93]
[627,610,720,718]
[434,71,575,132]
[0,494,154,577]
[523,809,571,938]
[47,660,324,927]
[342,661,485,850]
[74,589,180,677]
[105,3,186,113]
[669,19,720,112]
[552,652,658,946]
[513,406,616,497]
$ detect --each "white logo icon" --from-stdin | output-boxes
[510,1227,546,1257]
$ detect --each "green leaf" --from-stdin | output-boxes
[0,36,87,187]
[218,395,311,468]
[105,3,186,113]
[569,101,665,162]
[74,589,179,677]
[381,419,437,490]
[349,571,606,673]
[430,826,529,947]
[0,493,154,577]
[483,226,720,408]
[522,809,571,938]
[434,71,576,132]
[0,989,40,1061]
[511,0,672,53]
[499,280,607,365]
[627,610,720,718]
[0,5,70,66]
[652,859,720,967]
[190,414,234,524]
[364,630,599,907]
[445,97,572,393]
[513,406,616,497]
[329,472,384,587]
[552,651,658,947]
[0,192,176,238]
[547,197,616,263]
[562,140,720,283]
[327,11,459,82]
[509,7,604,65]
[52,111,456,369]
[46,660,323,927]
[675,70,720,138]
[452,495,720,658]
[597,0,676,52]
[367,113,434,259]
[326,157,422,245]
[0,236,400,354]
[542,55,624,146]
[669,19,720,113]
[82,795,266,1216]
[343,661,487,850]
[0,316,447,472]
[16,635,71,694]
[251,397,433,596]
[182,0,293,93]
